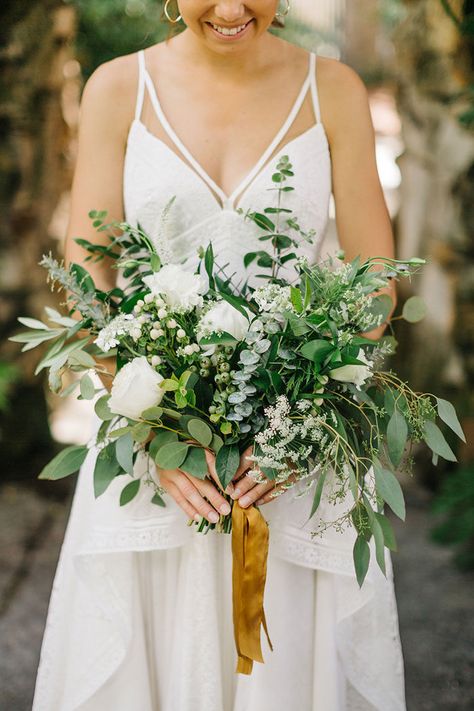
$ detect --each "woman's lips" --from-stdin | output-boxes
[206,18,254,41]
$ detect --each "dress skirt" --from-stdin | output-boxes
[32,425,406,711]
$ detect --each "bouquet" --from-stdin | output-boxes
[12,156,465,673]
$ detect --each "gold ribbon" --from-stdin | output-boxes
[231,501,274,674]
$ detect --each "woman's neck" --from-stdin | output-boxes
[166,28,281,80]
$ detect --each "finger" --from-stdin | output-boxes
[165,481,201,522]
[238,480,276,508]
[204,449,225,492]
[233,444,254,481]
[184,473,231,516]
[176,475,221,524]
[255,474,299,506]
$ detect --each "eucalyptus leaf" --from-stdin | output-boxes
[215,444,240,489]
[375,513,397,552]
[141,406,163,421]
[149,430,178,461]
[373,459,406,520]
[79,374,95,400]
[155,442,190,469]
[115,432,134,474]
[94,394,114,421]
[300,339,334,363]
[151,492,166,507]
[423,420,457,462]
[180,446,208,479]
[370,514,386,576]
[353,535,371,587]
[38,445,88,481]
[386,409,408,467]
[187,418,213,447]
[119,479,140,506]
[436,398,466,442]
[307,470,327,521]
[94,442,122,498]
[402,295,426,323]
[211,433,224,454]
[131,422,152,443]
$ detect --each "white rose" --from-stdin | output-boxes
[328,349,372,389]
[143,264,206,312]
[109,357,164,420]
[198,301,250,343]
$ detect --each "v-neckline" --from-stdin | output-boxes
[141,52,315,210]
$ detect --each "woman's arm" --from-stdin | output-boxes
[64,57,135,388]
[323,60,397,340]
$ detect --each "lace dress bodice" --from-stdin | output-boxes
[123,49,332,282]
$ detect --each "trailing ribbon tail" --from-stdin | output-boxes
[231,501,273,674]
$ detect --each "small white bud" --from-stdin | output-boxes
[136,299,144,308]
[192,343,200,353]
[150,328,160,340]
[183,345,194,356]
[177,328,186,339]
[151,355,162,367]
[167,318,177,329]
[158,308,167,319]
[144,293,154,304]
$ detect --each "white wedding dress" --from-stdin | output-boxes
[32,49,406,711]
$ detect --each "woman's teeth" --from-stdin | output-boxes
[210,21,249,36]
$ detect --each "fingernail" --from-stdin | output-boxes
[194,513,201,522]
[209,511,219,523]
[231,488,241,500]
[225,483,234,495]
[239,495,250,507]
[256,499,264,506]
[220,502,231,515]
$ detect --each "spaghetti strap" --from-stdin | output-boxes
[309,53,322,125]
[134,50,146,122]
[135,50,314,209]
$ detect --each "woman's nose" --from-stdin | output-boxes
[213,2,246,21]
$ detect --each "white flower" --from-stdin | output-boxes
[94,313,135,352]
[144,293,154,304]
[177,328,186,339]
[167,318,177,329]
[150,329,161,340]
[151,355,162,367]
[143,264,206,313]
[328,349,372,389]
[158,308,167,319]
[109,357,164,420]
[197,301,250,342]
[183,345,194,356]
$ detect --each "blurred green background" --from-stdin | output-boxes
[0,1,473,709]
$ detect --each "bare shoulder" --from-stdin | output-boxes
[79,52,140,139]
[315,56,372,142]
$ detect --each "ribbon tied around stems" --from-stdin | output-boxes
[231,500,273,674]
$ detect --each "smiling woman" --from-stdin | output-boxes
[31,2,406,710]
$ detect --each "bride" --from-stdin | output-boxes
[33,1,406,709]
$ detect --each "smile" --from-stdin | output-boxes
[206,19,253,39]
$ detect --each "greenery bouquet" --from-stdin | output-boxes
[11,156,465,673]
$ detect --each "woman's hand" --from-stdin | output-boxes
[157,449,232,524]
[229,445,298,509]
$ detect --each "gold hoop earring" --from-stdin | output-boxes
[275,0,290,20]
[164,0,182,23]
